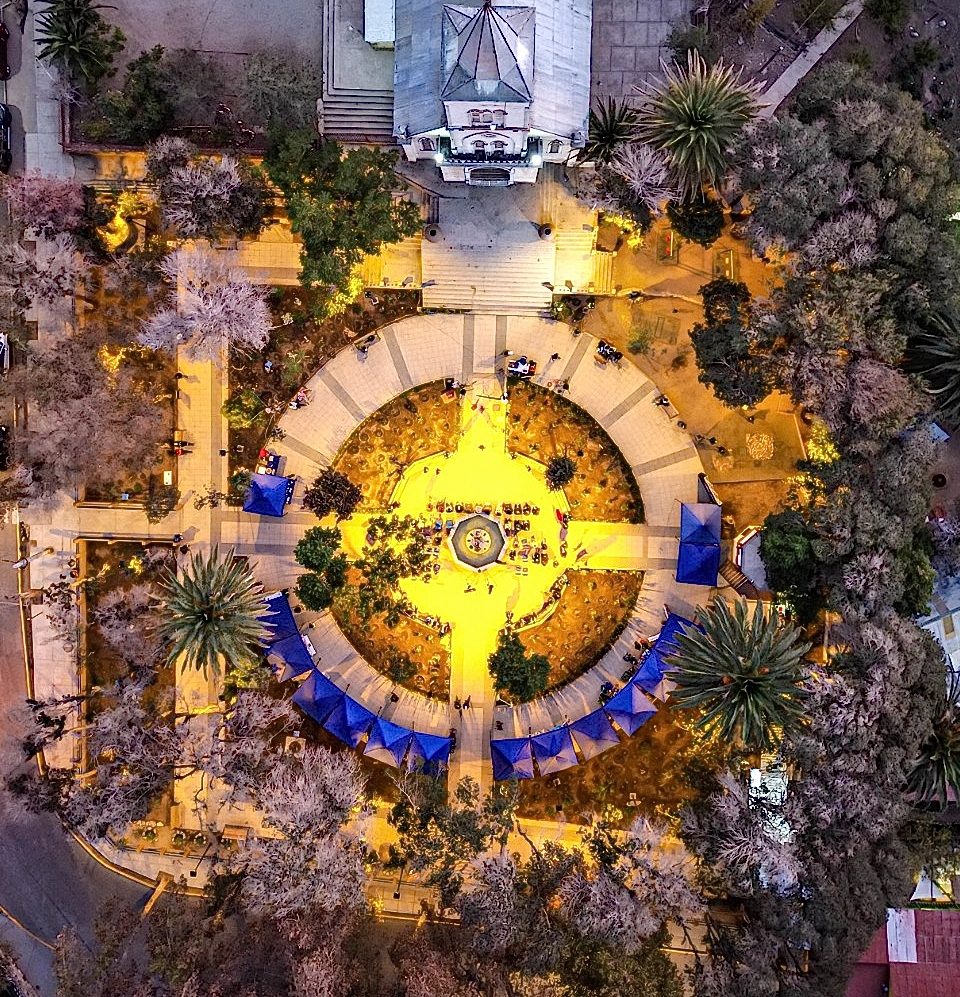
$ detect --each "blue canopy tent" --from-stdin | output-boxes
[676,541,722,585]
[604,682,657,735]
[363,717,414,767]
[259,591,313,681]
[407,731,452,774]
[531,728,579,776]
[243,472,291,518]
[680,502,722,545]
[676,502,721,586]
[491,737,535,780]
[569,709,621,760]
[292,669,345,726]
[656,612,696,653]
[632,650,670,698]
[322,695,376,747]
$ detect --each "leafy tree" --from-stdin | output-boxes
[579,96,639,166]
[690,277,775,406]
[637,51,762,198]
[907,672,960,809]
[546,455,576,490]
[302,467,362,520]
[221,388,266,430]
[666,195,725,247]
[241,51,321,128]
[265,129,421,293]
[143,481,180,523]
[669,599,810,752]
[865,0,912,32]
[88,47,175,144]
[488,631,550,701]
[36,0,125,87]
[145,137,271,241]
[759,509,822,621]
[294,526,348,610]
[155,546,266,676]
[139,247,271,361]
[388,772,518,909]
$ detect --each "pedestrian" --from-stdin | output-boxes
[454,696,462,711]
[550,352,561,361]
[501,350,514,357]
[487,582,494,594]
[172,533,183,544]
[677,420,686,430]
[464,696,472,709]
[174,372,186,380]
[435,467,441,474]
[708,436,717,446]
[561,380,569,392]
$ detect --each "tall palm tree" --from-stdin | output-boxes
[907,672,960,808]
[906,309,960,428]
[669,599,810,752]
[579,96,640,167]
[636,51,763,199]
[156,547,267,676]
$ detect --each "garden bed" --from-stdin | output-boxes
[516,706,729,824]
[332,382,460,510]
[506,382,643,523]
[331,606,451,701]
[522,570,643,693]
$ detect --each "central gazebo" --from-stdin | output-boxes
[449,513,507,570]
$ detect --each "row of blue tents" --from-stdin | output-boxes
[292,668,452,771]
[490,612,695,780]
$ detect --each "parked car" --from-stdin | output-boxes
[0,20,10,81]
[0,103,11,174]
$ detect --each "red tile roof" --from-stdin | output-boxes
[889,963,959,997]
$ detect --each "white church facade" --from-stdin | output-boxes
[392,0,593,186]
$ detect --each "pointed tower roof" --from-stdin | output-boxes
[441,2,534,103]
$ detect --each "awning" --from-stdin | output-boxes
[363,717,414,767]
[407,731,452,773]
[676,540,722,586]
[680,502,722,544]
[604,682,657,735]
[243,472,291,518]
[260,591,300,644]
[291,669,345,726]
[259,591,312,681]
[632,648,670,698]
[322,695,376,747]
[568,709,621,760]
[531,727,579,775]
[491,737,535,780]
[266,633,314,682]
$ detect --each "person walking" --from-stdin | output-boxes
[464,696,472,710]
[487,582,494,594]
[550,352,561,361]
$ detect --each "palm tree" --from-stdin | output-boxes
[907,672,960,808]
[579,96,639,167]
[156,547,267,676]
[36,0,124,86]
[636,51,763,199]
[906,309,960,428]
[669,599,810,752]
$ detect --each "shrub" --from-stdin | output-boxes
[488,632,550,701]
[865,0,913,33]
[666,24,721,67]
[221,389,266,430]
[302,469,362,520]
[36,0,125,87]
[545,455,577,491]
[793,0,846,33]
[667,196,725,247]
[295,572,336,611]
[88,47,175,144]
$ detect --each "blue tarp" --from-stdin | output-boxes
[322,696,376,747]
[491,737,535,780]
[604,682,657,735]
[676,540,722,586]
[292,669,345,725]
[243,472,290,517]
[680,502,722,545]
[656,612,696,653]
[266,634,314,681]
[569,709,621,760]
[632,649,669,697]
[407,731,452,773]
[531,728,579,775]
[363,717,414,767]
[260,591,300,644]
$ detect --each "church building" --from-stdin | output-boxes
[393,0,592,186]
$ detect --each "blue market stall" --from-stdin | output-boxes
[243,472,294,518]
[676,502,721,585]
[491,737,535,780]
[259,591,314,681]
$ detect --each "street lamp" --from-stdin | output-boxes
[2,546,54,569]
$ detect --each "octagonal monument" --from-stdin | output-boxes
[450,513,507,570]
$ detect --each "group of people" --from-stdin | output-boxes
[596,340,624,364]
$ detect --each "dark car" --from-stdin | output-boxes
[0,20,10,81]
[0,103,11,174]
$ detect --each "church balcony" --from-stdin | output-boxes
[435,137,542,171]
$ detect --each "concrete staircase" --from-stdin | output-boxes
[554,225,597,293]
[320,0,394,143]
[421,234,556,313]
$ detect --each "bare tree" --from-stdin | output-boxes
[139,248,271,361]
[0,172,86,236]
[0,232,89,306]
[608,143,677,215]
